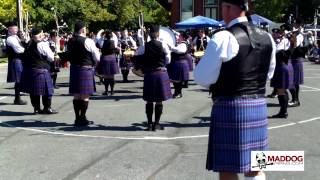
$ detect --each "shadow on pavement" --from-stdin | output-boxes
[267,103,280,107]
[132,120,210,129]
[0,110,34,116]
[90,95,142,101]
[58,124,144,131]
[0,119,71,127]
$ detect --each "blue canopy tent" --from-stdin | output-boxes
[250,14,275,26]
[175,16,222,29]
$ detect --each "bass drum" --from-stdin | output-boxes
[159,27,176,48]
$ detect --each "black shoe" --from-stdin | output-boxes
[271,113,288,118]
[173,93,183,99]
[267,94,277,98]
[74,119,94,127]
[102,92,109,96]
[109,91,114,95]
[33,109,42,115]
[41,108,58,114]
[13,99,28,105]
[288,101,300,107]
[144,124,153,131]
[152,123,164,131]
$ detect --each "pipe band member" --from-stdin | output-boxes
[6,22,27,105]
[270,50,294,118]
[67,21,100,127]
[168,32,190,98]
[194,0,276,179]
[97,30,120,96]
[139,25,172,131]
[119,29,137,82]
[23,28,58,114]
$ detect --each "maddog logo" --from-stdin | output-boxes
[251,151,304,171]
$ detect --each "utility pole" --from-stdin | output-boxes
[16,0,23,31]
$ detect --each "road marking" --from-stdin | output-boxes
[301,89,320,92]
[301,85,320,91]
[304,77,320,79]
[1,116,320,140]
[0,96,8,100]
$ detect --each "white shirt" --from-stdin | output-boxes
[6,35,25,54]
[37,41,54,62]
[276,37,291,52]
[194,16,276,88]
[84,38,101,62]
[170,42,187,54]
[135,39,171,64]
[296,33,304,47]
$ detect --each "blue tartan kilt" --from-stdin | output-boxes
[185,54,194,71]
[206,96,268,173]
[119,55,133,70]
[26,68,54,96]
[291,58,304,85]
[7,58,23,83]
[271,62,294,89]
[69,65,96,95]
[97,55,120,76]
[169,60,190,81]
[143,69,172,102]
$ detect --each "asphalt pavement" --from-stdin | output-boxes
[0,61,320,180]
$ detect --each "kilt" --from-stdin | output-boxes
[97,55,119,76]
[7,58,23,83]
[119,55,133,70]
[291,58,304,85]
[271,62,294,89]
[169,60,190,81]
[206,96,268,173]
[143,69,172,102]
[25,68,54,96]
[186,54,194,71]
[69,65,96,95]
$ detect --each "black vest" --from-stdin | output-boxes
[24,40,50,70]
[171,42,188,61]
[6,36,24,60]
[67,35,95,66]
[101,39,117,55]
[142,40,165,70]
[196,36,208,51]
[210,22,273,97]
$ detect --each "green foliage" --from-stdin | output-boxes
[0,0,16,23]
[253,0,291,22]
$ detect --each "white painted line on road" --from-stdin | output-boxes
[268,123,296,130]
[0,96,8,100]
[301,90,320,92]
[1,117,320,140]
[304,77,320,78]
[298,117,320,124]
[301,85,320,91]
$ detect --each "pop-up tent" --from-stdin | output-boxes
[250,14,275,25]
[175,15,222,29]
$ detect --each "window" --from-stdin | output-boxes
[204,0,219,19]
[181,0,193,21]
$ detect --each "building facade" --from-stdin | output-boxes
[156,0,253,28]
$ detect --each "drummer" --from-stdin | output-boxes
[168,32,190,98]
[192,29,210,64]
[97,30,120,96]
[119,29,137,82]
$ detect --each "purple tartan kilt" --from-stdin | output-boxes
[7,58,23,83]
[169,60,190,81]
[119,56,133,70]
[69,65,96,95]
[25,68,54,96]
[98,55,120,76]
[186,54,194,71]
[206,97,268,173]
[291,58,304,85]
[143,69,172,102]
[271,62,294,89]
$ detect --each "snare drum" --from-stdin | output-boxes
[194,51,205,65]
